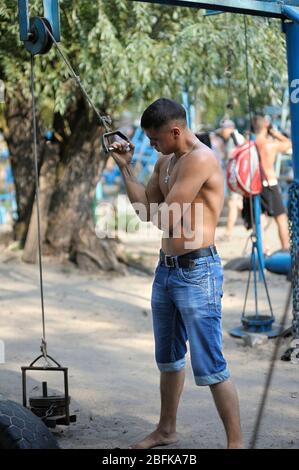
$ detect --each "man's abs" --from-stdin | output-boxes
[161,203,217,256]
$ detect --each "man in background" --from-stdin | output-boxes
[252,115,292,251]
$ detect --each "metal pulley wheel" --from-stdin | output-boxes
[24,17,53,55]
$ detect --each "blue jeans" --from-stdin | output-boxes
[151,249,230,386]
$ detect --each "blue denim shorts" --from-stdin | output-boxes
[151,248,230,386]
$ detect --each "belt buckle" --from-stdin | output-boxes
[210,246,217,257]
[165,255,175,268]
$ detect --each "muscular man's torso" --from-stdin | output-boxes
[156,147,224,256]
[255,137,277,181]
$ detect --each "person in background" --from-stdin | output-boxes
[212,119,245,241]
[252,115,292,251]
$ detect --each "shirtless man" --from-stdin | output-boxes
[110,98,243,450]
[252,116,292,251]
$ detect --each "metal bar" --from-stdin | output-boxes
[284,19,299,359]
[42,381,48,397]
[204,9,224,16]
[22,368,27,407]
[283,4,299,22]
[133,1,299,18]
[22,367,67,372]
[284,19,299,180]
[43,0,61,41]
[253,195,265,275]
[252,243,259,318]
[18,0,29,41]
[182,91,191,128]
[64,370,70,425]
[242,258,252,319]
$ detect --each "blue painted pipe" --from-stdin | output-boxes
[182,91,191,129]
[253,195,265,275]
[18,0,29,41]
[43,0,61,42]
[283,5,299,25]
[283,10,299,181]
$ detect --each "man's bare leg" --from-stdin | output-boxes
[261,213,271,255]
[129,369,185,449]
[210,379,243,449]
[275,213,290,250]
[225,198,239,239]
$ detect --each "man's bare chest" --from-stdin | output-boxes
[159,156,179,198]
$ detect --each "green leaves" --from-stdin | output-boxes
[0,1,288,127]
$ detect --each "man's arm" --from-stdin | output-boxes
[121,159,164,221]
[110,141,164,221]
[152,151,213,233]
[269,129,292,154]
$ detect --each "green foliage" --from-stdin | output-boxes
[0,0,288,127]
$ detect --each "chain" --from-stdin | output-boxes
[288,181,299,363]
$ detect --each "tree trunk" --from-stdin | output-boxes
[6,94,127,273]
[22,141,60,263]
[45,105,127,273]
[5,90,45,244]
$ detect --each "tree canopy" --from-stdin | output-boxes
[0,0,288,127]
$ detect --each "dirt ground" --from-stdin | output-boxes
[0,219,298,449]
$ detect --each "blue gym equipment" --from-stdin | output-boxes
[7,0,299,449]
[229,195,282,338]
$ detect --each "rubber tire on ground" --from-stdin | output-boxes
[0,399,59,449]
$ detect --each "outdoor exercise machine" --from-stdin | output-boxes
[17,0,78,431]
[1,0,298,449]
[0,2,73,448]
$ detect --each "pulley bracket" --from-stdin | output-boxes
[18,0,61,55]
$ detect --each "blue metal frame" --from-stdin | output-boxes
[283,10,299,181]
[18,0,30,41]
[18,0,61,43]
[134,1,299,18]
[253,195,265,275]
[43,0,61,41]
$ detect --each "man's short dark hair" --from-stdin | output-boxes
[141,98,187,130]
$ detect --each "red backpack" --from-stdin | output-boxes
[226,141,263,197]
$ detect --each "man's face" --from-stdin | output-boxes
[144,124,181,155]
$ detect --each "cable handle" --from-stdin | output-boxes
[102,131,131,154]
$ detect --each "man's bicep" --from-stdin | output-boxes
[145,167,164,205]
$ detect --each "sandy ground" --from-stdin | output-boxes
[0,220,298,449]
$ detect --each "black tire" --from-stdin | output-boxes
[0,399,59,449]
